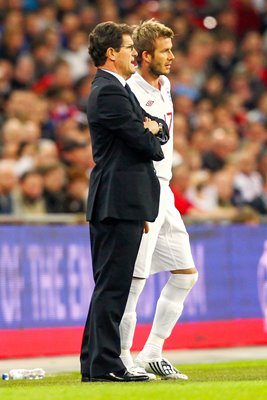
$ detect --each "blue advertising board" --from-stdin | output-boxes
[0,224,267,330]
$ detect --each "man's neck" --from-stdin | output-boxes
[138,68,160,89]
[99,61,131,81]
[100,68,127,86]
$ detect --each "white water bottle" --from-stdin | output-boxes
[2,368,45,380]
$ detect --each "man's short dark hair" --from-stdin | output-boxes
[88,21,133,67]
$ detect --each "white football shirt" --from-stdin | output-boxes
[127,72,174,182]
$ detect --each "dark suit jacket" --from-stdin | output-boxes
[86,69,169,222]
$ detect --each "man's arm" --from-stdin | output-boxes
[128,86,169,145]
[143,111,169,145]
[96,84,165,161]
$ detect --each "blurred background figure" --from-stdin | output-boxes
[13,169,46,216]
[64,167,87,214]
[41,162,67,214]
[0,159,17,214]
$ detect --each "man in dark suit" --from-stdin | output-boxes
[80,21,169,383]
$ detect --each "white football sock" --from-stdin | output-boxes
[140,272,198,360]
[120,277,146,368]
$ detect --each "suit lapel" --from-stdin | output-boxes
[94,69,143,118]
[124,83,143,118]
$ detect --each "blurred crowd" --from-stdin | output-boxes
[0,0,267,223]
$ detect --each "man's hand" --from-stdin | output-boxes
[143,221,149,234]
[143,117,160,135]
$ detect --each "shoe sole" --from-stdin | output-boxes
[90,377,149,382]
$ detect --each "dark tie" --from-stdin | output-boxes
[125,83,139,107]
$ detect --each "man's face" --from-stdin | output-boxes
[115,34,138,80]
[149,37,174,77]
[21,174,44,200]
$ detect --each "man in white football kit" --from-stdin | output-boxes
[119,20,198,380]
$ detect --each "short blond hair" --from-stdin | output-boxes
[133,19,174,65]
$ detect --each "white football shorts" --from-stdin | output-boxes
[133,181,195,278]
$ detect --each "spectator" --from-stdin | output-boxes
[64,167,87,213]
[41,162,67,213]
[170,162,198,216]
[212,169,237,208]
[186,169,217,211]
[10,54,36,90]
[0,27,27,63]
[61,30,90,82]
[209,30,238,86]
[30,38,56,83]
[233,150,263,206]
[184,30,214,90]
[199,73,225,106]
[35,139,60,167]
[250,176,267,215]
[13,169,46,216]
[202,128,234,171]
[60,138,93,172]
[0,159,17,214]
[60,12,80,48]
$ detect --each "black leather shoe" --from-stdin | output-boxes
[81,375,90,382]
[84,369,149,382]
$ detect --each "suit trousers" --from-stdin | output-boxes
[80,217,144,378]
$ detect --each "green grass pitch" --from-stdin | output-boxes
[0,360,266,400]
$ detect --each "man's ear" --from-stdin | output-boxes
[106,47,117,61]
[142,50,152,64]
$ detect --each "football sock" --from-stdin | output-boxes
[120,277,146,368]
[140,272,198,360]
